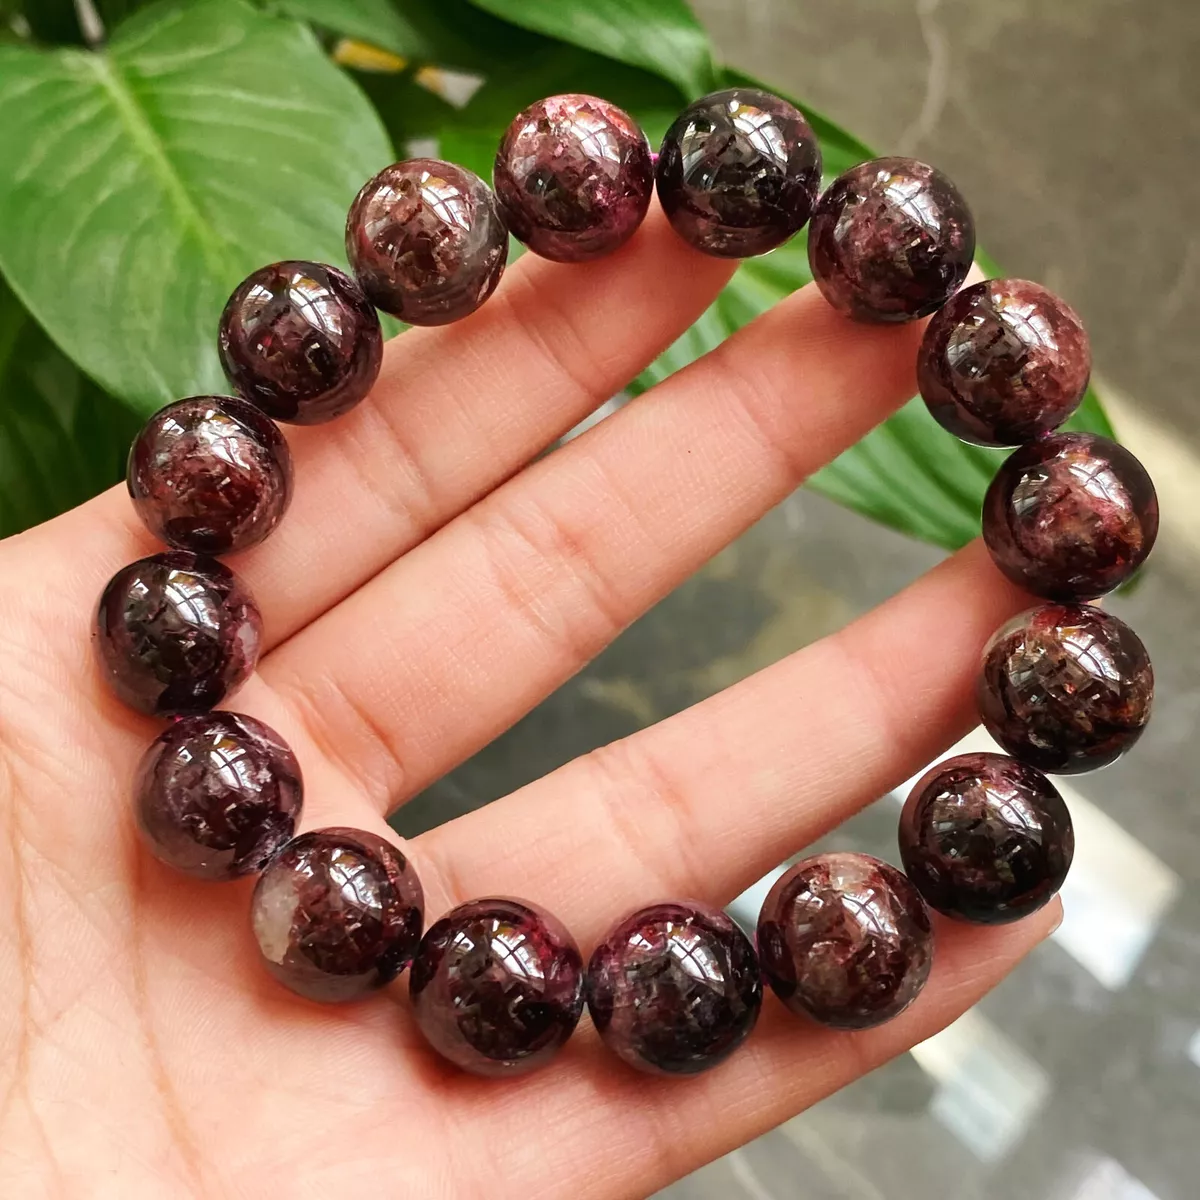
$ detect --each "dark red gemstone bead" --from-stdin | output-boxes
[655,87,822,258]
[134,712,302,881]
[94,552,262,717]
[346,159,508,325]
[126,395,293,555]
[586,901,762,1076]
[808,158,975,323]
[494,93,653,263]
[252,827,424,1003]
[218,261,382,425]
[899,753,1073,924]
[978,604,1153,774]
[983,433,1159,601]
[918,279,1091,446]
[757,852,933,1029]
[410,897,583,1077]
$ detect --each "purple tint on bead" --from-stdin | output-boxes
[218,261,382,425]
[346,159,508,326]
[983,433,1159,601]
[410,897,583,1077]
[655,87,822,258]
[586,901,762,1076]
[978,604,1154,774]
[757,852,933,1029]
[494,93,653,263]
[134,712,302,881]
[918,279,1092,446]
[252,827,424,1003]
[126,395,293,555]
[899,753,1073,924]
[808,157,975,323]
[93,552,262,717]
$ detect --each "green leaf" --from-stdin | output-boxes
[0,0,393,415]
[632,68,1116,551]
[263,0,430,57]
[0,279,140,536]
[464,0,717,99]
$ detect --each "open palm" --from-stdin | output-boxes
[0,210,1056,1198]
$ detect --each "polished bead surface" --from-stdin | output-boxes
[808,157,975,322]
[126,395,293,555]
[899,752,1073,924]
[135,712,302,881]
[218,260,382,425]
[983,433,1159,601]
[655,87,821,258]
[94,552,261,717]
[978,604,1154,773]
[586,901,762,1075]
[757,852,933,1029]
[346,159,508,325]
[252,827,424,1003]
[410,897,583,1077]
[494,93,653,262]
[918,279,1091,446]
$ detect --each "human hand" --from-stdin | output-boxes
[0,207,1056,1197]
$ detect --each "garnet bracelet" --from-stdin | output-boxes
[95,88,1157,1078]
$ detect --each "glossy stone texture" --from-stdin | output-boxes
[757,853,933,1029]
[900,753,1073,924]
[94,552,261,717]
[126,395,293,555]
[983,433,1159,601]
[410,898,583,1077]
[586,901,762,1076]
[494,94,653,262]
[134,712,302,881]
[918,279,1091,446]
[978,604,1154,774]
[655,87,821,258]
[218,261,382,425]
[252,827,423,1003]
[808,157,975,323]
[346,159,508,325]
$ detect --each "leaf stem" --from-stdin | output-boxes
[73,0,104,47]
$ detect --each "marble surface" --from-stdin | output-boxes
[394,3,1200,1197]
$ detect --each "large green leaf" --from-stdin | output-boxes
[0,280,139,536]
[631,68,1115,551]
[464,0,717,98]
[0,0,393,415]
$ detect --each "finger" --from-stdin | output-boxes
[452,903,1060,1198]
[9,206,735,646]
[262,279,936,811]
[417,543,1030,941]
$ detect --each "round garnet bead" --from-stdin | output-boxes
[978,604,1153,774]
[808,157,975,322]
[218,260,382,425]
[410,897,583,1077]
[94,552,262,717]
[126,395,293,555]
[655,87,822,258]
[134,712,302,881]
[252,827,424,1003]
[983,433,1159,601]
[494,93,653,263]
[757,852,933,1029]
[918,279,1091,446]
[899,752,1073,924]
[586,900,761,1075]
[346,159,508,326]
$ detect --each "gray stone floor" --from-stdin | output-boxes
[395,3,1200,1198]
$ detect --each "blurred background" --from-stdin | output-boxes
[396,3,1200,1198]
[1,2,1196,1198]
